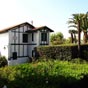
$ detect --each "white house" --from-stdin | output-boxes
[0,22,53,65]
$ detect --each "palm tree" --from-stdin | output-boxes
[72,30,78,43]
[69,30,74,43]
[81,13,88,43]
[69,29,78,43]
[68,13,84,57]
[77,20,81,57]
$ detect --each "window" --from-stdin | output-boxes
[32,33,34,41]
[23,34,28,43]
[41,32,47,41]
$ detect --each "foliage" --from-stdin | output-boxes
[38,44,78,60]
[68,29,78,43]
[68,13,85,58]
[50,32,65,45]
[0,60,88,88]
[0,56,7,68]
[80,44,88,60]
[64,37,72,44]
[81,12,88,43]
[37,44,88,60]
[68,12,88,44]
[68,13,85,30]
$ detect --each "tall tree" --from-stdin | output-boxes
[69,29,78,43]
[81,12,88,43]
[68,13,84,57]
[77,20,81,57]
[73,30,78,43]
[69,30,74,43]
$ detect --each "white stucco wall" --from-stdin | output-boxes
[28,30,50,57]
[28,31,40,57]
[28,45,38,57]
[28,31,39,44]
[0,32,9,59]
[0,24,52,66]
[8,25,33,65]
[9,25,32,57]
[36,31,40,46]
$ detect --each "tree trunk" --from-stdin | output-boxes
[78,20,81,58]
[83,31,87,43]
[73,33,77,43]
[71,33,74,43]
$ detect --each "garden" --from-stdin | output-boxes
[0,45,88,88]
[1,12,88,88]
[0,59,88,88]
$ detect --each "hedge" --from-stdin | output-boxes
[80,44,88,60]
[37,44,88,60]
[0,60,88,88]
[37,45,78,60]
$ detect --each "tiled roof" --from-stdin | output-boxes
[0,22,35,33]
[0,22,54,33]
[26,26,54,32]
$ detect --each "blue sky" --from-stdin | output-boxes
[0,0,88,38]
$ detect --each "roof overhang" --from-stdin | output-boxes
[26,26,54,33]
[0,22,35,34]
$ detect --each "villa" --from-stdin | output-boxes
[0,22,53,65]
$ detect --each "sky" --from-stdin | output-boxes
[0,0,88,38]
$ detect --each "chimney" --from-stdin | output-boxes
[31,20,33,25]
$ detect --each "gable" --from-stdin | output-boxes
[35,26,54,32]
[26,26,54,33]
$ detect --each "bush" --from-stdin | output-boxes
[37,44,88,60]
[0,56,7,67]
[80,44,88,60]
[0,60,88,88]
[37,45,78,60]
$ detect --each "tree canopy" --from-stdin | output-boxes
[50,32,65,45]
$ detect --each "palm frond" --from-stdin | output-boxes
[68,25,77,28]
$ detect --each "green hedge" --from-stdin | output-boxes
[37,44,88,60]
[0,60,88,88]
[80,44,88,60]
[37,45,78,60]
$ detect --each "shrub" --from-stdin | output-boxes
[37,45,78,60]
[0,56,7,67]
[80,44,88,60]
[0,60,88,88]
[37,44,88,60]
